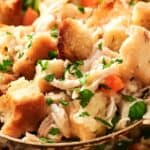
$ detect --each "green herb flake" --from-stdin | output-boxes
[98,42,103,50]
[0,59,13,72]
[6,31,12,35]
[79,74,88,85]
[26,34,33,48]
[18,52,24,59]
[60,100,69,106]
[49,127,60,135]
[44,74,55,82]
[114,58,123,64]
[128,101,147,121]
[111,114,120,129]
[129,0,135,6]
[39,137,53,143]
[51,27,58,38]
[102,58,123,69]
[66,61,84,78]
[79,111,90,117]
[95,117,113,128]
[78,6,85,13]
[122,94,136,102]
[48,50,58,59]
[37,60,48,71]
[79,89,94,108]
[46,98,53,106]
[22,0,40,13]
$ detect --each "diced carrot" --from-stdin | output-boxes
[104,75,125,92]
[105,75,124,92]
[23,8,38,26]
[80,0,98,7]
[100,74,124,95]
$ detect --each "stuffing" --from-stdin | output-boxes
[132,2,150,30]
[69,92,108,140]
[58,18,94,61]
[0,78,48,138]
[35,59,65,93]
[13,33,57,79]
[87,0,131,27]
[0,73,16,95]
[60,3,92,20]
[51,104,71,138]
[119,26,150,85]
[0,0,23,25]
[103,16,129,51]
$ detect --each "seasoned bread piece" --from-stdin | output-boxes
[0,78,48,138]
[69,92,107,141]
[0,0,22,25]
[58,19,94,61]
[35,59,65,93]
[13,33,57,79]
[132,2,150,30]
[119,26,150,85]
[103,16,129,51]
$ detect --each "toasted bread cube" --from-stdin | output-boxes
[132,2,150,30]
[69,92,107,141]
[0,0,22,25]
[27,33,57,62]
[58,19,94,61]
[0,78,48,138]
[119,26,150,85]
[13,33,57,79]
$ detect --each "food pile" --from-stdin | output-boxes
[0,0,149,145]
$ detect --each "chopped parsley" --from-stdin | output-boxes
[6,31,12,35]
[102,57,123,69]
[79,111,90,117]
[22,0,40,13]
[111,114,120,129]
[51,27,58,38]
[18,52,24,59]
[66,60,84,78]
[79,89,94,108]
[48,50,58,59]
[46,98,53,106]
[95,117,113,128]
[128,101,147,121]
[60,100,69,106]
[37,60,48,71]
[0,59,13,72]
[78,6,85,13]
[44,74,55,82]
[39,137,53,143]
[49,127,60,135]
[129,0,135,6]
[122,94,136,102]
[26,34,33,48]
[98,42,103,50]
[79,74,88,85]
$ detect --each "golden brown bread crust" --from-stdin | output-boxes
[58,19,94,61]
[0,79,48,138]
[13,33,57,79]
[0,0,23,25]
[27,33,57,62]
[132,2,150,30]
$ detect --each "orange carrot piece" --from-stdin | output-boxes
[23,8,38,26]
[80,0,98,7]
[104,74,125,92]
